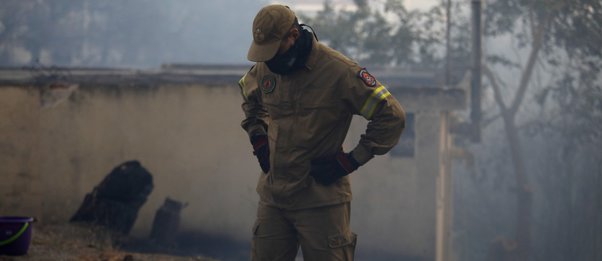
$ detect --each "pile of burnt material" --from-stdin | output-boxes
[150,197,187,244]
[71,160,154,234]
[116,197,192,256]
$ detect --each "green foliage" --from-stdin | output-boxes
[301,0,416,67]
[301,0,473,85]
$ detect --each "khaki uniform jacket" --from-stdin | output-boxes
[239,37,405,210]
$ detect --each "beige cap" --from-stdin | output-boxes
[247,5,296,62]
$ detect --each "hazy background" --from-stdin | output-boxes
[0,0,263,67]
[0,0,438,68]
[1,0,601,261]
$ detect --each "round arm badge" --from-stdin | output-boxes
[260,75,277,94]
[358,68,377,87]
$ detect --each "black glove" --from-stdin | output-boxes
[251,135,270,174]
[310,150,361,186]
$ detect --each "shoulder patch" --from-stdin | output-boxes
[260,75,277,94]
[358,68,377,87]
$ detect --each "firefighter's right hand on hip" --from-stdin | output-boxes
[251,135,270,174]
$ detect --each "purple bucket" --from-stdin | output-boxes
[0,216,34,256]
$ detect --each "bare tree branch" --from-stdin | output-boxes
[483,65,508,113]
[508,16,546,117]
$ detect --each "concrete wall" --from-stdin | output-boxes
[0,84,257,238]
[0,83,445,259]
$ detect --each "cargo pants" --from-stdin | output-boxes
[251,202,357,261]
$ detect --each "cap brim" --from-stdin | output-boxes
[247,40,281,62]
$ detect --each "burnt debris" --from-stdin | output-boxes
[70,160,154,234]
[150,197,187,244]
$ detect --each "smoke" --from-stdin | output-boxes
[0,0,263,68]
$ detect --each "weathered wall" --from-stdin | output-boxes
[0,84,258,238]
[0,84,443,259]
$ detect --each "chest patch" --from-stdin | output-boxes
[260,75,277,94]
[358,68,377,87]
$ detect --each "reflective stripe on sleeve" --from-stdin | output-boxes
[360,85,391,119]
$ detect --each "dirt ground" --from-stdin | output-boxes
[0,222,217,261]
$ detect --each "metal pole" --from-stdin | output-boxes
[471,0,482,142]
[445,0,452,87]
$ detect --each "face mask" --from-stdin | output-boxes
[265,42,299,75]
[265,29,312,75]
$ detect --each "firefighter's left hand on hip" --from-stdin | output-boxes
[309,151,360,186]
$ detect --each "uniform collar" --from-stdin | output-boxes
[304,35,320,71]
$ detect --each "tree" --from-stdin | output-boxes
[481,0,602,260]
[300,0,419,67]
[305,0,601,260]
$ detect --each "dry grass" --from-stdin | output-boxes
[0,222,216,261]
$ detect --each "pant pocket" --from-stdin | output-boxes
[327,232,357,261]
[328,232,357,248]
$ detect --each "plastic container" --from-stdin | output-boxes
[0,216,34,256]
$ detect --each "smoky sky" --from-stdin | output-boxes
[0,0,265,68]
[162,0,263,65]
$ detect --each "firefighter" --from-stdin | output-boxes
[239,4,406,260]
